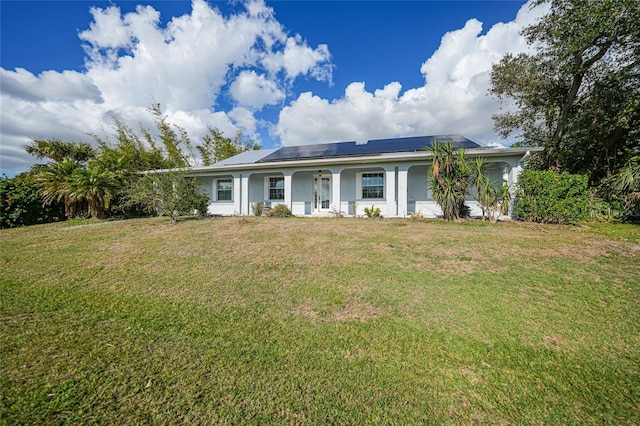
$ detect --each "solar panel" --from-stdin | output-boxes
[258,134,481,163]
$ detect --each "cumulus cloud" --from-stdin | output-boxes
[0,0,332,174]
[230,70,285,109]
[262,35,332,81]
[275,0,549,147]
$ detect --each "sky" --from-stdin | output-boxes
[0,0,550,176]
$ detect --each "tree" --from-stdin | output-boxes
[71,166,117,219]
[25,139,94,164]
[197,127,260,166]
[33,157,85,218]
[25,139,97,218]
[146,103,194,168]
[490,0,640,184]
[428,141,471,221]
[124,170,208,223]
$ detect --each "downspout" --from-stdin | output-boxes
[518,150,531,167]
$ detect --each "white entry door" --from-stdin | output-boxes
[313,174,331,213]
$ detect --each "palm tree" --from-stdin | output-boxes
[71,166,116,219]
[605,156,640,218]
[34,158,84,217]
[25,139,94,164]
[428,140,471,221]
[27,138,96,218]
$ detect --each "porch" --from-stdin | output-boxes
[196,160,516,218]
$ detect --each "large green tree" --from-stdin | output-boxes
[491,0,640,185]
[124,170,208,223]
[197,127,260,166]
[26,140,96,217]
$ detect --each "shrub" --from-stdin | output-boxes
[363,205,382,218]
[408,210,424,219]
[266,204,293,218]
[1,173,64,228]
[514,170,589,224]
[251,201,265,216]
[329,207,345,218]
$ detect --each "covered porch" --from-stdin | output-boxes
[197,158,519,218]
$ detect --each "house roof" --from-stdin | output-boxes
[214,148,278,166]
[184,135,540,174]
[257,134,479,163]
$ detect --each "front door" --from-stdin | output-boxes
[313,174,331,213]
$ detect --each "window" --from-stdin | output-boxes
[216,179,232,201]
[361,172,384,199]
[268,176,284,200]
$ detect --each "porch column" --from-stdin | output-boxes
[241,174,250,215]
[385,166,396,217]
[330,168,342,213]
[397,166,409,218]
[284,171,293,211]
[233,173,242,215]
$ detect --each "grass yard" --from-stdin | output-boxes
[1,217,639,424]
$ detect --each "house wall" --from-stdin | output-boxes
[197,175,237,215]
[339,167,390,216]
[291,170,313,215]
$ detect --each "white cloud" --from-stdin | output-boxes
[228,107,258,135]
[0,68,103,103]
[262,35,332,82]
[230,70,285,109]
[0,0,332,175]
[275,0,549,147]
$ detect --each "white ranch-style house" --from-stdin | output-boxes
[189,135,534,218]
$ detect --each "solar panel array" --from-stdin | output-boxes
[258,134,481,163]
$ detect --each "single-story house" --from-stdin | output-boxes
[188,134,537,218]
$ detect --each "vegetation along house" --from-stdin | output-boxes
[190,135,535,218]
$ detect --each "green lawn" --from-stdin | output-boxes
[1,217,639,424]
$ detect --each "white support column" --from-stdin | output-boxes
[233,173,242,215]
[241,174,250,215]
[284,171,293,211]
[385,167,396,217]
[397,166,409,218]
[330,168,342,213]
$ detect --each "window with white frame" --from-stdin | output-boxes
[361,172,384,199]
[268,176,284,200]
[216,178,232,201]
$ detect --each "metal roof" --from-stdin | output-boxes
[213,148,278,166]
[257,134,480,163]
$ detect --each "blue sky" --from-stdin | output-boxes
[1,0,546,176]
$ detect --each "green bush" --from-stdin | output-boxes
[1,173,64,228]
[266,204,293,218]
[514,170,589,224]
[363,205,382,218]
[251,201,265,216]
